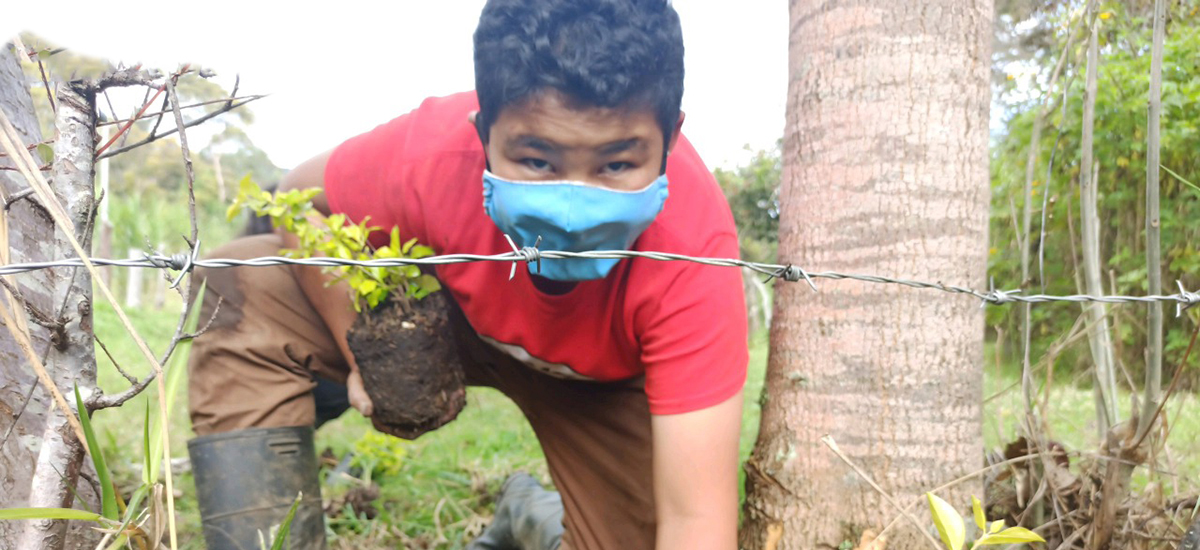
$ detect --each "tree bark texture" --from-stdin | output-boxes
[739,2,992,548]
[0,44,100,550]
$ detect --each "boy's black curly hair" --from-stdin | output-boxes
[473,0,684,145]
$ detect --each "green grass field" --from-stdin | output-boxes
[88,298,1198,549]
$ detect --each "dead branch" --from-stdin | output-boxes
[145,93,171,144]
[166,78,199,247]
[821,436,942,550]
[96,95,263,161]
[89,66,163,90]
[93,66,188,158]
[1138,319,1200,449]
[94,334,136,385]
[97,95,266,127]
[91,78,224,410]
[34,56,55,116]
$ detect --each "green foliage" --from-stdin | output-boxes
[0,508,107,522]
[75,386,119,520]
[265,492,304,550]
[146,282,205,487]
[351,431,410,482]
[78,302,1200,548]
[989,2,1200,383]
[714,143,782,263]
[229,177,441,311]
[926,493,1044,550]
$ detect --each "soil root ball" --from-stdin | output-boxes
[347,291,466,439]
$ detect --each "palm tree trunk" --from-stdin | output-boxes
[739,1,992,547]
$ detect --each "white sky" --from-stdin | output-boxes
[5,1,788,171]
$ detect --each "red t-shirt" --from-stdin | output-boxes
[324,91,747,415]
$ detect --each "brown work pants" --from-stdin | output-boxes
[187,234,656,550]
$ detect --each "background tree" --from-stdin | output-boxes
[0,44,102,550]
[739,1,993,548]
[715,142,782,265]
[988,1,1200,388]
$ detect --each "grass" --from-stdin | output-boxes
[88,299,1198,549]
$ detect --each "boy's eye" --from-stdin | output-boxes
[522,158,553,172]
[602,162,633,175]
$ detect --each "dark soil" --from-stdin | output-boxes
[346,291,466,440]
[324,482,381,520]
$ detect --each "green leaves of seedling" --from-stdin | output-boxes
[975,526,1046,546]
[230,177,442,311]
[972,495,987,532]
[927,492,1043,550]
[927,493,965,550]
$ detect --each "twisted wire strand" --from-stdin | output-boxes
[2,248,1196,313]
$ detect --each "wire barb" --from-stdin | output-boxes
[527,236,543,274]
[169,239,201,289]
[1175,280,1199,318]
[502,234,543,280]
[142,251,186,271]
[983,278,1022,307]
[765,264,818,292]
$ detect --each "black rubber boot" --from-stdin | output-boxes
[1181,512,1200,550]
[467,473,564,550]
[188,426,327,550]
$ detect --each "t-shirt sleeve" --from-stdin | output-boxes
[323,112,425,248]
[640,231,749,415]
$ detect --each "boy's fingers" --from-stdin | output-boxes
[347,371,374,417]
[352,394,373,417]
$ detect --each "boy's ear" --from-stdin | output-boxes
[667,111,686,153]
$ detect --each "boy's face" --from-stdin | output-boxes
[474,91,682,191]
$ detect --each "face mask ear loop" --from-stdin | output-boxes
[475,113,493,172]
[659,131,671,176]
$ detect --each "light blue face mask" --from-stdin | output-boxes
[482,170,669,281]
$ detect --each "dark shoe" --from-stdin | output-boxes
[467,473,564,550]
[188,426,327,550]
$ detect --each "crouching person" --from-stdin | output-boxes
[185,0,749,548]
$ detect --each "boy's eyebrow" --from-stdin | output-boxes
[508,135,644,155]
[597,138,643,155]
[510,135,559,153]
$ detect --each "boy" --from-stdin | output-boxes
[186,1,748,548]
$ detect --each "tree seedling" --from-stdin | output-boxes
[926,493,1044,549]
[228,176,441,311]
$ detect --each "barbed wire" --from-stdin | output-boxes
[1,240,1196,316]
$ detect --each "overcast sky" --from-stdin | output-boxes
[5,1,787,171]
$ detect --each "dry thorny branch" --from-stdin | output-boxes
[1,49,253,549]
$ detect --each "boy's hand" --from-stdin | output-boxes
[347,369,374,417]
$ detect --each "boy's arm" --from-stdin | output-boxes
[276,149,375,416]
[651,389,743,550]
